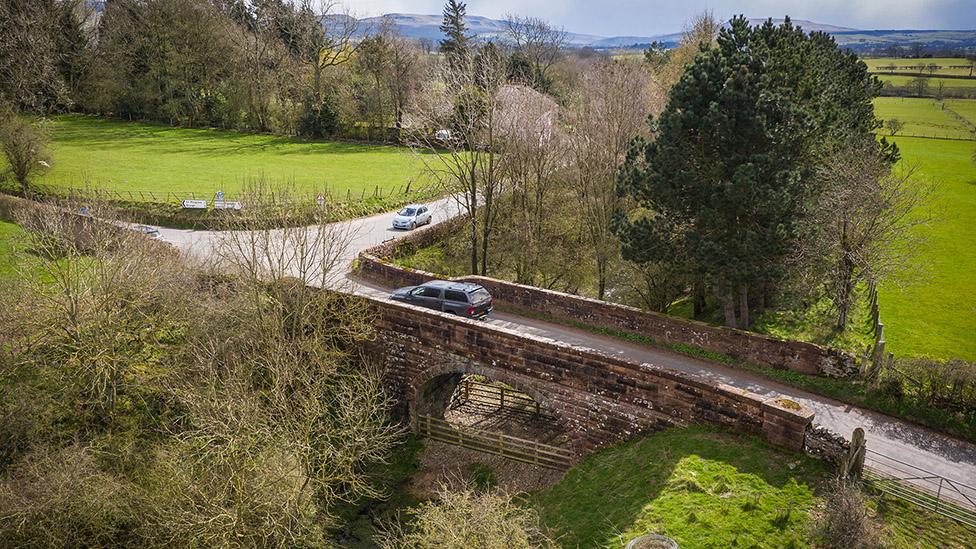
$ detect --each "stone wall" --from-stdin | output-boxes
[803,425,851,467]
[356,222,858,378]
[365,296,815,457]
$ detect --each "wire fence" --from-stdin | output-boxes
[874,130,976,141]
[863,449,976,528]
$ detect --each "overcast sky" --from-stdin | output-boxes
[348,0,976,37]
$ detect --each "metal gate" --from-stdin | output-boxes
[863,449,976,528]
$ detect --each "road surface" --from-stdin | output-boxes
[156,197,976,504]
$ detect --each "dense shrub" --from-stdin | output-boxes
[894,357,976,414]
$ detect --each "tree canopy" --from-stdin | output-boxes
[616,16,888,328]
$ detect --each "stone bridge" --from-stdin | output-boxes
[366,298,815,461]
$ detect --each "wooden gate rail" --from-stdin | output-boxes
[450,379,553,419]
[415,414,573,470]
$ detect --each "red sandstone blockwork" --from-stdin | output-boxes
[356,218,857,378]
[365,296,814,455]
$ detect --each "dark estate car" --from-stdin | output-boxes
[390,280,493,318]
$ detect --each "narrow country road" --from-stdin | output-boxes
[156,198,976,502]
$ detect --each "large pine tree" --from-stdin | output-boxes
[439,0,469,62]
[616,16,883,328]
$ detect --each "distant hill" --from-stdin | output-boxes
[358,13,604,46]
[352,13,975,52]
[738,18,859,33]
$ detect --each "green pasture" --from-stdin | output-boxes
[946,99,976,125]
[23,115,435,200]
[873,97,974,139]
[874,135,976,360]
[531,426,974,548]
[864,57,976,76]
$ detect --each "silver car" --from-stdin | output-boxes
[132,225,162,239]
[392,204,432,230]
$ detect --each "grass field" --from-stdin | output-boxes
[946,98,976,125]
[530,426,975,548]
[874,135,976,360]
[27,115,435,199]
[864,57,976,76]
[873,97,975,139]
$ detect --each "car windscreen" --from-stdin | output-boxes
[468,288,491,303]
[399,208,417,216]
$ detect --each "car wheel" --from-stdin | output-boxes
[410,222,416,230]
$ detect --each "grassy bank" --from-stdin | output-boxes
[530,426,974,548]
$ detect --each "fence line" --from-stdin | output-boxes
[941,101,976,136]
[20,181,432,207]
[861,279,893,379]
[863,449,976,528]
[415,414,573,470]
[874,130,976,142]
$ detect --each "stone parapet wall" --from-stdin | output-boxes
[365,296,815,456]
[356,221,858,378]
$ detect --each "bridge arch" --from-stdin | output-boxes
[410,360,566,427]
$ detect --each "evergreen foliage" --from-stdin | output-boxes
[616,16,889,328]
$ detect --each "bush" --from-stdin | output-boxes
[813,479,882,549]
[378,484,556,549]
[896,357,976,414]
[298,94,342,138]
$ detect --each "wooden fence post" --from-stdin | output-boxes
[843,427,866,482]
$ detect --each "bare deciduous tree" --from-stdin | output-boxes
[407,46,507,275]
[802,141,935,330]
[290,0,367,104]
[495,84,565,285]
[503,14,566,91]
[566,60,663,299]
[653,10,720,90]
[885,118,904,136]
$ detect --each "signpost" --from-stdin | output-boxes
[181,199,208,209]
[213,200,243,210]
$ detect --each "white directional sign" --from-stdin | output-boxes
[213,200,243,210]
[181,199,208,209]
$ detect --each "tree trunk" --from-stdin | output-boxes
[469,214,478,275]
[835,255,856,331]
[738,285,750,329]
[596,257,607,300]
[722,289,737,328]
[693,281,705,318]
